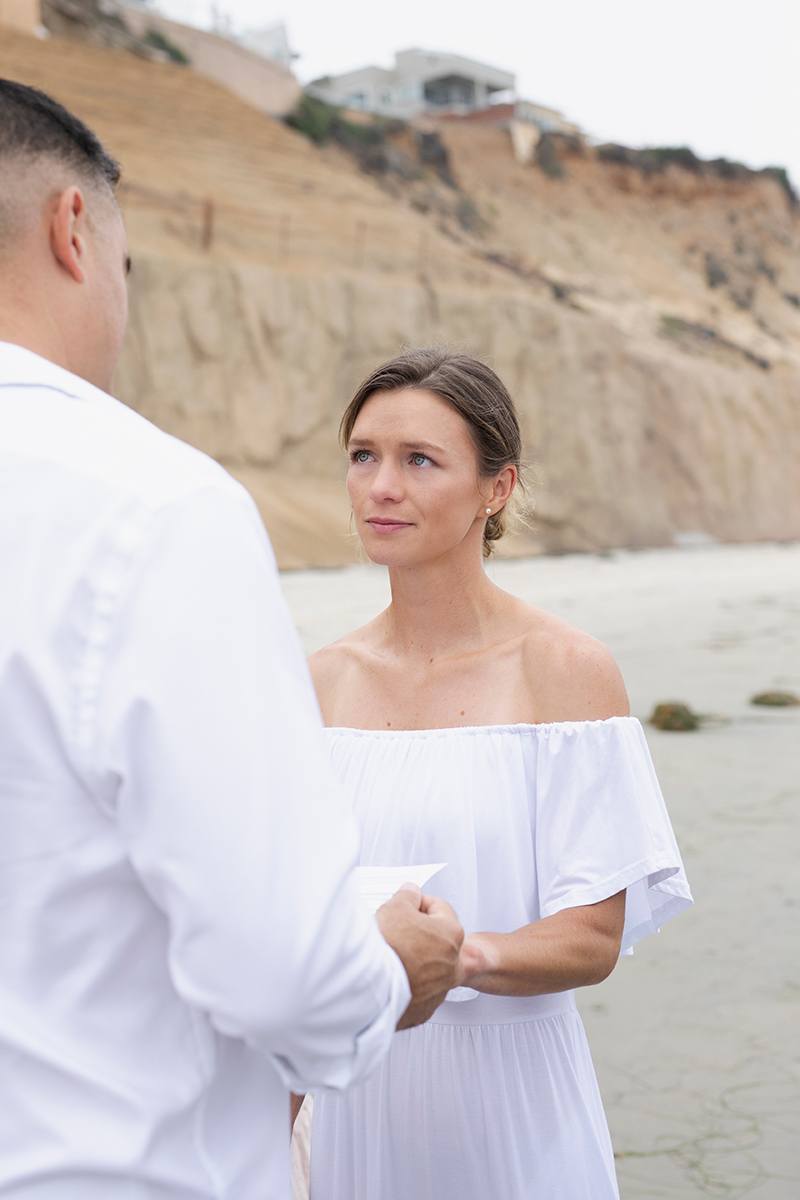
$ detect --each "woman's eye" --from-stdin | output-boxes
[351,450,372,464]
[410,453,432,467]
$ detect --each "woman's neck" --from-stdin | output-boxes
[383,550,503,662]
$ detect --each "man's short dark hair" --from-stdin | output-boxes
[0,78,120,188]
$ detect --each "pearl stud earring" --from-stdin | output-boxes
[485,508,492,515]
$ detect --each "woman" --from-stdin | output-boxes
[298,348,693,1199]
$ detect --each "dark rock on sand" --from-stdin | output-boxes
[649,702,701,731]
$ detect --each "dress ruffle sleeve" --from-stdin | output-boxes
[534,717,693,955]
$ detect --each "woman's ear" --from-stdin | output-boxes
[490,465,517,511]
[50,186,87,284]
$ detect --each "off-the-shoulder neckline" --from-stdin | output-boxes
[325,715,640,738]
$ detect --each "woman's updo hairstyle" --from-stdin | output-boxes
[340,347,526,557]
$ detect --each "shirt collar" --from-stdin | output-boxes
[0,341,116,407]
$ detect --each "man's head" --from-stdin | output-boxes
[0,80,130,392]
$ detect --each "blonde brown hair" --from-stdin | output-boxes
[340,347,525,557]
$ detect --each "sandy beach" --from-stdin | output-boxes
[282,541,800,1200]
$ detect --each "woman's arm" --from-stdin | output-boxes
[459,891,626,996]
[458,627,629,996]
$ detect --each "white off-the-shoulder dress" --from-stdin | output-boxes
[306,717,693,1200]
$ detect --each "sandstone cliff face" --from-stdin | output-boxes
[3,30,799,567]
[120,258,800,567]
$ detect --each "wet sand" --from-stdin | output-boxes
[281,542,800,1199]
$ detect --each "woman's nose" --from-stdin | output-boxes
[369,459,404,503]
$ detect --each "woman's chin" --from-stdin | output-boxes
[359,534,422,569]
[362,545,412,568]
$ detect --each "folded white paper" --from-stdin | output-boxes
[355,863,447,914]
[356,863,479,1004]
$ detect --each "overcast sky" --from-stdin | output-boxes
[160,0,800,188]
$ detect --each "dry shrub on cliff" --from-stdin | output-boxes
[285,97,461,188]
[659,315,771,370]
[597,143,798,208]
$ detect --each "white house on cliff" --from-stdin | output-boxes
[308,47,515,120]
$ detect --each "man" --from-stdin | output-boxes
[0,80,463,1198]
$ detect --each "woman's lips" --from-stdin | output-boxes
[366,518,414,533]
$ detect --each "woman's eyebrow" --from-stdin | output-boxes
[348,437,447,456]
[399,441,446,456]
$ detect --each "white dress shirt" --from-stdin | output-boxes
[0,343,410,1199]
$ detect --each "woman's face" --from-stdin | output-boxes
[346,387,494,568]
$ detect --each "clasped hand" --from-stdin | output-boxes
[376,885,466,1029]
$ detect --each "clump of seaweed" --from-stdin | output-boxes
[649,702,701,732]
[750,691,800,707]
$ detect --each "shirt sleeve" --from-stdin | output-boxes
[90,480,410,1092]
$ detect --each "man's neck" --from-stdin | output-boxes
[0,309,64,367]
[0,315,96,390]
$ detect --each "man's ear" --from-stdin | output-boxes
[50,186,87,284]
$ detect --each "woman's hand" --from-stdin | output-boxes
[458,932,502,989]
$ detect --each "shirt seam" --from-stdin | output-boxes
[0,380,87,400]
[190,1017,225,1200]
[69,501,158,774]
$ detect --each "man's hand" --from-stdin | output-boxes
[376,884,464,1030]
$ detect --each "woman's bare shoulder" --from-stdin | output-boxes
[516,602,630,723]
[308,620,383,707]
